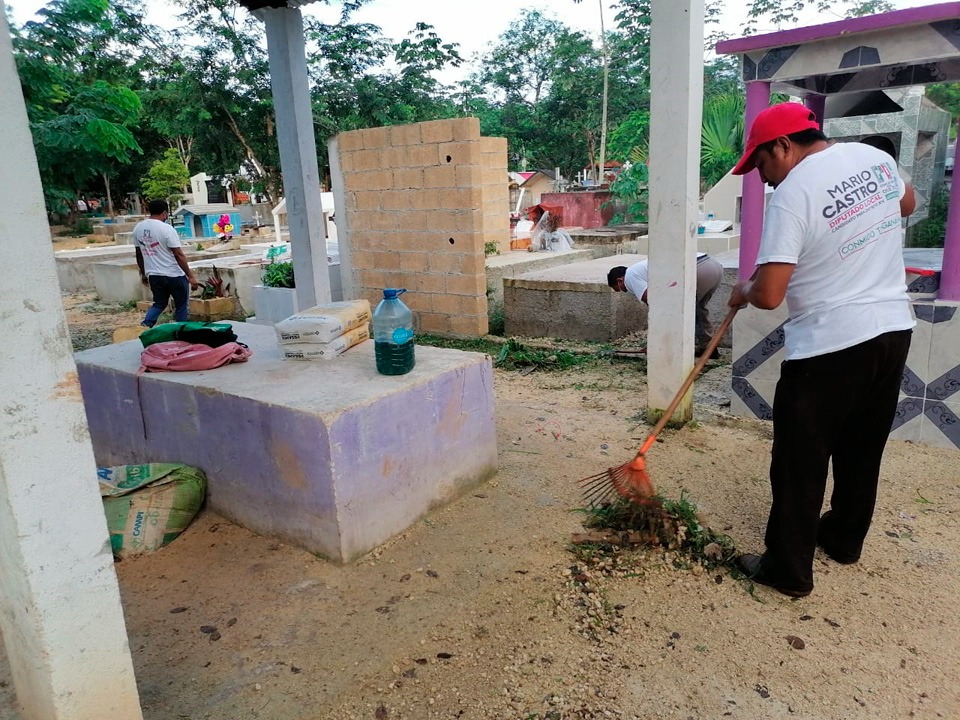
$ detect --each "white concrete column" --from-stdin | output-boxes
[0,16,142,720]
[647,0,705,422]
[327,136,356,299]
[255,6,331,309]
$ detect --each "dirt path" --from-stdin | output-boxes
[1,300,958,720]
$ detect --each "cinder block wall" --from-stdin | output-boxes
[332,118,509,337]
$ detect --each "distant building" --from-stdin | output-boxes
[172,204,241,239]
[508,169,555,217]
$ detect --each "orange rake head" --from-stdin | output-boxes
[578,451,657,507]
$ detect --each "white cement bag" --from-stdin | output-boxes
[275,299,371,344]
[281,325,370,360]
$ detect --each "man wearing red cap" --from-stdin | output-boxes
[728,102,916,597]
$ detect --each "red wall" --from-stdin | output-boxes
[540,191,614,229]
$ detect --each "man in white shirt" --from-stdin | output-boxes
[607,254,724,358]
[728,102,916,597]
[134,200,201,327]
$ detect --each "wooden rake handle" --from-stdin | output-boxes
[638,305,740,455]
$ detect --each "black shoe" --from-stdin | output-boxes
[695,346,721,360]
[736,554,813,598]
[817,512,861,564]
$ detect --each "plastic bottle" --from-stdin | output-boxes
[372,288,416,376]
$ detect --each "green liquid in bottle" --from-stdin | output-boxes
[375,339,416,375]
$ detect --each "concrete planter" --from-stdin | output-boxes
[135,296,237,322]
[189,296,237,322]
[252,284,298,324]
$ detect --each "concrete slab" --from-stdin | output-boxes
[504,254,650,341]
[74,323,498,562]
[55,245,135,293]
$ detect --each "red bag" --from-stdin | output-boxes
[139,341,251,373]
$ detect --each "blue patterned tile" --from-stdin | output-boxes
[732,322,785,378]
[926,366,960,402]
[892,396,924,430]
[922,401,960,449]
[731,377,774,421]
[901,365,927,398]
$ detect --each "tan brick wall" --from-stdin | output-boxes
[334,118,509,337]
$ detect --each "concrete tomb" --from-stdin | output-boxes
[75,322,498,562]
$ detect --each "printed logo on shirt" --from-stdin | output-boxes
[821,161,898,233]
[836,216,901,260]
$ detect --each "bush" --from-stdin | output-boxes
[261,261,295,288]
[908,186,949,248]
[606,162,649,224]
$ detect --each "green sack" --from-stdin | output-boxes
[139,321,234,348]
[99,464,207,558]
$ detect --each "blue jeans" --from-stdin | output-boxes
[142,275,190,327]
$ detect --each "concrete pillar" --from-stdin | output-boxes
[647,0,704,422]
[804,93,826,130]
[327,136,355,299]
[940,128,960,301]
[738,81,771,281]
[0,16,142,720]
[255,6,331,310]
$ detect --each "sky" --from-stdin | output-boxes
[5,0,939,83]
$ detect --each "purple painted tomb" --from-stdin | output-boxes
[75,323,498,562]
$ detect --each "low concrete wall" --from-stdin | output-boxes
[90,248,248,302]
[55,245,135,293]
[504,251,736,346]
[75,323,499,562]
[504,254,650,341]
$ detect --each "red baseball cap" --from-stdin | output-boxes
[731,102,821,176]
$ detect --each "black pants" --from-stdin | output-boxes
[763,329,911,592]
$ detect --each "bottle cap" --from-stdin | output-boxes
[383,288,407,299]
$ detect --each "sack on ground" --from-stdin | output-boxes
[274,300,371,344]
[140,340,251,372]
[140,321,237,348]
[99,463,206,558]
[281,324,369,360]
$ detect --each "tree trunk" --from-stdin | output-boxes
[103,172,114,217]
[597,0,609,187]
[222,107,277,206]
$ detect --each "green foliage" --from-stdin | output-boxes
[700,94,745,191]
[494,338,589,371]
[908,186,949,249]
[261,261,295,289]
[745,0,894,29]
[576,494,737,568]
[484,241,500,256]
[607,161,649,224]
[606,110,649,163]
[141,148,188,203]
[57,217,94,236]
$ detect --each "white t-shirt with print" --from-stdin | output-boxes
[624,253,707,303]
[133,218,185,278]
[757,142,915,360]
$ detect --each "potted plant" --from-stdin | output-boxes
[190,265,237,321]
[252,260,298,324]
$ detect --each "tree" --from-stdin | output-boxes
[142,148,190,204]
[700,94,744,191]
[13,0,148,216]
[745,0,894,29]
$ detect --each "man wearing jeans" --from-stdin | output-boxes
[134,200,201,327]
[728,103,916,597]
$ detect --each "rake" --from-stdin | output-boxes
[579,306,739,507]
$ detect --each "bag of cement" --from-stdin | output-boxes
[98,463,206,558]
[281,324,369,360]
[274,299,371,344]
